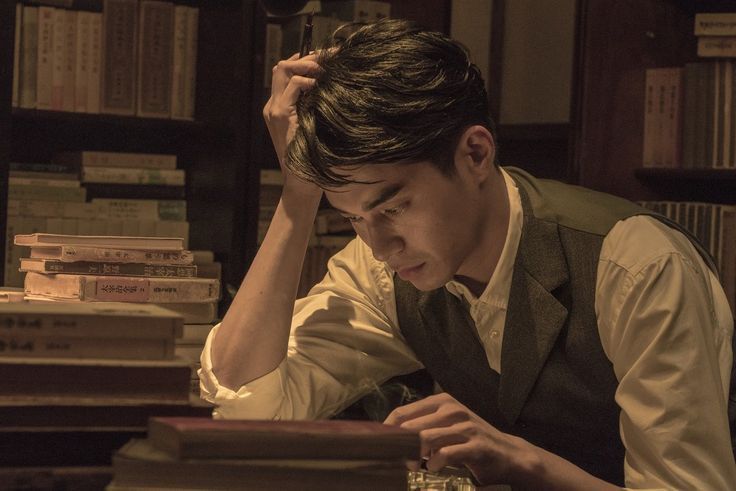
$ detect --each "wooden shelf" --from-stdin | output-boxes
[634,167,736,203]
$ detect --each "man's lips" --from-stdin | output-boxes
[396,263,424,279]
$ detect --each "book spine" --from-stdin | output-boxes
[0,336,174,360]
[170,5,188,119]
[12,3,21,107]
[92,198,187,221]
[666,67,684,168]
[0,358,192,402]
[19,6,39,109]
[31,245,193,265]
[698,36,736,57]
[8,185,87,202]
[5,216,48,288]
[8,177,80,188]
[682,64,698,168]
[695,13,736,37]
[183,6,198,120]
[74,10,91,112]
[82,166,185,185]
[36,6,54,110]
[10,161,77,173]
[62,9,77,112]
[642,69,658,167]
[694,62,712,168]
[9,170,79,181]
[702,61,721,168]
[71,151,177,169]
[82,183,186,200]
[137,0,174,118]
[0,311,180,339]
[87,11,102,113]
[50,7,65,110]
[22,260,197,278]
[24,274,220,302]
[101,0,138,115]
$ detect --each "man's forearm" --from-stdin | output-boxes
[211,184,322,390]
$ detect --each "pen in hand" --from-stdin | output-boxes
[299,10,314,58]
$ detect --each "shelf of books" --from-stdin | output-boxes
[0,0,263,478]
[638,9,736,314]
[2,0,264,305]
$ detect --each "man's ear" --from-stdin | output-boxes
[454,125,496,180]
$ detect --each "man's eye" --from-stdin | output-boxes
[383,204,406,217]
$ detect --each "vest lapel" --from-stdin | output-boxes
[498,184,570,425]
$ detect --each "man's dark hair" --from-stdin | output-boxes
[286,19,495,187]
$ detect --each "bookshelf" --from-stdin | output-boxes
[0,1,267,314]
[573,0,736,204]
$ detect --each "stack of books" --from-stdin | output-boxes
[58,149,189,202]
[0,301,212,469]
[0,301,191,401]
[696,12,736,58]
[14,232,220,389]
[107,417,419,490]
[5,160,87,287]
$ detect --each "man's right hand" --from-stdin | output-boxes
[263,52,322,196]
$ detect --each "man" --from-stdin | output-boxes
[200,20,736,489]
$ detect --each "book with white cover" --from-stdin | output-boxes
[15,233,184,250]
[0,301,182,339]
[20,258,197,278]
[26,297,218,324]
[29,244,193,264]
[24,272,219,303]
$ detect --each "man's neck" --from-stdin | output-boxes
[454,166,511,297]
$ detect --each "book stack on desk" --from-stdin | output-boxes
[0,302,191,401]
[107,417,419,490]
[14,232,221,391]
[0,302,213,471]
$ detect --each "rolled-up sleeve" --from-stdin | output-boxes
[199,237,423,420]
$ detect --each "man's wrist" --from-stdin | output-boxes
[502,436,546,489]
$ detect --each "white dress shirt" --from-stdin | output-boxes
[200,169,736,490]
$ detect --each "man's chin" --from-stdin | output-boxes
[406,272,449,292]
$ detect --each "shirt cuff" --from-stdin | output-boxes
[198,322,287,420]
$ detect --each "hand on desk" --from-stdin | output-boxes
[385,393,622,491]
[384,392,528,487]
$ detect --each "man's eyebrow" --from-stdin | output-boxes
[362,183,403,211]
[329,183,404,216]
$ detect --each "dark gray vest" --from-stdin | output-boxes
[394,167,731,485]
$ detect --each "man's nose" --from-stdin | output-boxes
[364,222,403,262]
